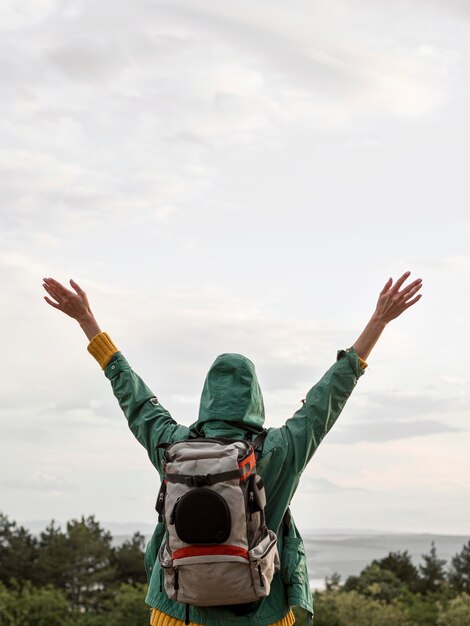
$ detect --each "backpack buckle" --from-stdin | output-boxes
[186,475,210,487]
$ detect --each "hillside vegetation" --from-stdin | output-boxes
[1,512,470,625]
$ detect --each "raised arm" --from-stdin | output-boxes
[274,271,423,476]
[43,277,102,340]
[42,277,186,472]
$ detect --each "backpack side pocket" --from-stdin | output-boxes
[158,540,179,600]
[249,529,280,598]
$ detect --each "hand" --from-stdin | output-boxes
[43,278,102,340]
[373,271,423,325]
[43,278,91,321]
[352,271,423,361]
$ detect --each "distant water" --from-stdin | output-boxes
[113,528,469,590]
[301,529,469,589]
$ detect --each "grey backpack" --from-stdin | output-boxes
[155,437,280,609]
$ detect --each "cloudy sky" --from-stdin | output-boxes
[1,0,469,535]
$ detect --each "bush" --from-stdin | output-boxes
[107,584,151,626]
[0,581,74,626]
[311,589,413,626]
[437,593,470,626]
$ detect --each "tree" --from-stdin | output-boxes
[314,590,413,626]
[0,513,39,587]
[325,572,342,592]
[312,590,340,626]
[373,550,420,592]
[112,532,147,585]
[36,521,69,589]
[36,516,117,610]
[62,516,116,612]
[106,583,150,626]
[337,591,413,626]
[0,581,74,626]
[419,542,447,594]
[401,591,440,626]
[343,563,408,603]
[448,541,470,594]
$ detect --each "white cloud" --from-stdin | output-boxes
[300,475,367,493]
[1,0,469,534]
[0,0,61,31]
[0,474,78,496]
[331,419,461,444]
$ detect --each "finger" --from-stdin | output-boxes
[44,277,71,296]
[44,296,61,309]
[42,283,62,302]
[402,293,422,310]
[399,279,423,299]
[70,279,84,295]
[43,277,65,288]
[403,294,422,309]
[391,271,411,293]
[380,277,393,295]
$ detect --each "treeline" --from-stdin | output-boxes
[310,541,470,626]
[1,512,470,625]
[0,512,149,625]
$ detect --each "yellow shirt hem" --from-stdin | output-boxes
[150,608,295,626]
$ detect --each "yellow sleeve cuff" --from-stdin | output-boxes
[359,357,368,369]
[87,332,119,369]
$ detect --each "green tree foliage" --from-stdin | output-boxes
[312,590,412,626]
[4,510,470,626]
[0,513,39,587]
[335,591,413,626]
[0,513,153,624]
[113,532,147,585]
[448,541,470,594]
[36,520,69,589]
[311,590,340,626]
[419,542,447,594]
[106,583,151,626]
[0,581,74,626]
[400,592,439,626]
[437,593,470,626]
[343,563,408,602]
[61,515,117,612]
[325,572,342,592]
[71,584,150,626]
[372,550,420,592]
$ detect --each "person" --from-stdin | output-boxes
[43,272,422,626]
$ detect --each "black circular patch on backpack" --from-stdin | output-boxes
[174,488,231,544]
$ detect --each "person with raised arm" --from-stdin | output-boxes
[43,272,422,626]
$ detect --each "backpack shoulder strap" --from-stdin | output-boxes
[282,508,292,537]
[189,424,204,439]
[251,429,267,461]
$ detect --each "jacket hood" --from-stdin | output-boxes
[191,353,265,439]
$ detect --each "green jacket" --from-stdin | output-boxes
[104,348,365,625]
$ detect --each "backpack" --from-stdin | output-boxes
[155,435,280,609]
